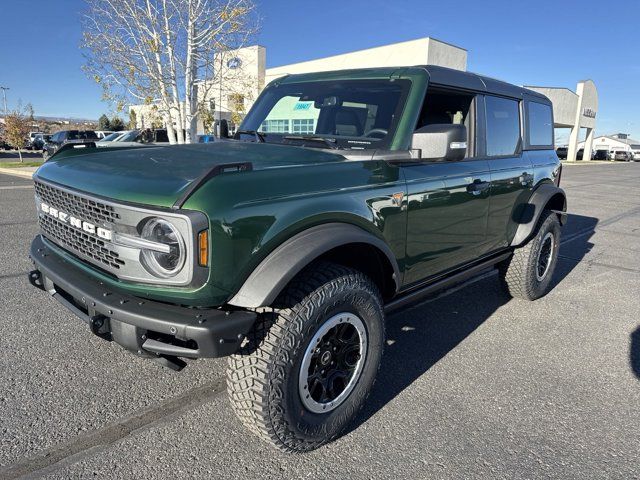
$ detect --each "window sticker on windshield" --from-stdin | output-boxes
[294,102,312,111]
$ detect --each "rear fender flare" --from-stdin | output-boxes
[228,223,400,308]
[511,184,567,247]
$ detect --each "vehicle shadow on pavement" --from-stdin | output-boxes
[347,213,598,436]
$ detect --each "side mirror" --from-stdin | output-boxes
[410,124,467,162]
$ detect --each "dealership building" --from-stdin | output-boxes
[131,37,598,160]
[577,133,640,159]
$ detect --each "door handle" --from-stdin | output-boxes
[466,179,490,195]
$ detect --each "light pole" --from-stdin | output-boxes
[0,86,9,116]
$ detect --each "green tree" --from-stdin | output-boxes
[4,108,31,162]
[98,114,111,130]
[110,116,125,131]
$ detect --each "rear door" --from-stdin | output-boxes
[402,88,491,285]
[480,95,534,252]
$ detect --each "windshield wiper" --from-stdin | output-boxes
[235,129,266,143]
[282,135,339,150]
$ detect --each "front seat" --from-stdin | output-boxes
[334,109,362,136]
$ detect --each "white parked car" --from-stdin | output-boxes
[96,131,130,144]
[96,129,172,148]
[95,130,115,140]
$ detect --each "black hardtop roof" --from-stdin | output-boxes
[277,64,551,104]
[420,65,550,102]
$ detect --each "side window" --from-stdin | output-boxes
[485,96,520,156]
[526,101,553,147]
[416,89,476,158]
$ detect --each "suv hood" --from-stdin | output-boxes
[35,142,346,208]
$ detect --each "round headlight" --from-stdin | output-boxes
[140,218,186,278]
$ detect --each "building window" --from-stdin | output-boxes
[292,119,315,134]
[485,96,521,156]
[526,101,553,147]
[260,119,290,133]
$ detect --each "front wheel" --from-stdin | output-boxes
[499,210,561,300]
[227,262,385,452]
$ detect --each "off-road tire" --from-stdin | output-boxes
[499,210,561,300]
[226,261,385,452]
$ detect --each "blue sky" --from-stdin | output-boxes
[0,0,638,139]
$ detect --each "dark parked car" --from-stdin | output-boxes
[556,146,568,159]
[29,65,565,452]
[593,149,609,160]
[31,134,51,151]
[43,130,99,160]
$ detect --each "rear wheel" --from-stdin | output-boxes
[499,210,561,300]
[226,262,385,452]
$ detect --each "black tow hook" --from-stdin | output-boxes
[90,314,112,341]
[28,270,44,290]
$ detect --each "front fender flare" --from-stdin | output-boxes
[511,184,567,247]
[228,223,400,308]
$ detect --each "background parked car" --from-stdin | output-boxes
[96,128,173,148]
[43,130,99,160]
[95,130,114,140]
[26,131,46,150]
[612,150,633,161]
[593,149,609,160]
[97,131,129,144]
[556,146,568,159]
[31,134,51,151]
[198,134,216,143]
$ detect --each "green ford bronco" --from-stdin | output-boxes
[29,65,566,452]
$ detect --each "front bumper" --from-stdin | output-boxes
[29,235,256,367]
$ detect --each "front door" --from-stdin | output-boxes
[401,88,491,286]
[403,159,491,285]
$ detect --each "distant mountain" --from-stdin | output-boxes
[34,115,97,123]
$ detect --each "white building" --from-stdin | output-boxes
[578,133,640,160]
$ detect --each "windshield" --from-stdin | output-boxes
[240,79,411,150]
[100,132,122,142]
[117,130,141,142]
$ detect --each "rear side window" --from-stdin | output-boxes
[82,131,98,139]
[527,102,553,146]
[485,96,520,156]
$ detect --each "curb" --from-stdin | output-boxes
[561,161,627,166]
[0,167,36,179]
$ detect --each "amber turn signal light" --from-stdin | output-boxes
[198,230,209,266]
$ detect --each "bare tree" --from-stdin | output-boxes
[82,0,258,144]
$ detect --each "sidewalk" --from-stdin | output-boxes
[0,166,38,179]
[561,160,623,165]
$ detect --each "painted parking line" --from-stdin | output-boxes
[0,185,33,190]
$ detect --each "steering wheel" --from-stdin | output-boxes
[364,128,388,139]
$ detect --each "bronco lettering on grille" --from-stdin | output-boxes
[40,201,113,241]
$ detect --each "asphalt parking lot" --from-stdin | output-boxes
[0,163,639,479]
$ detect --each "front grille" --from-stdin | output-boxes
[34,180,121,226]
[39,214,125,270]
